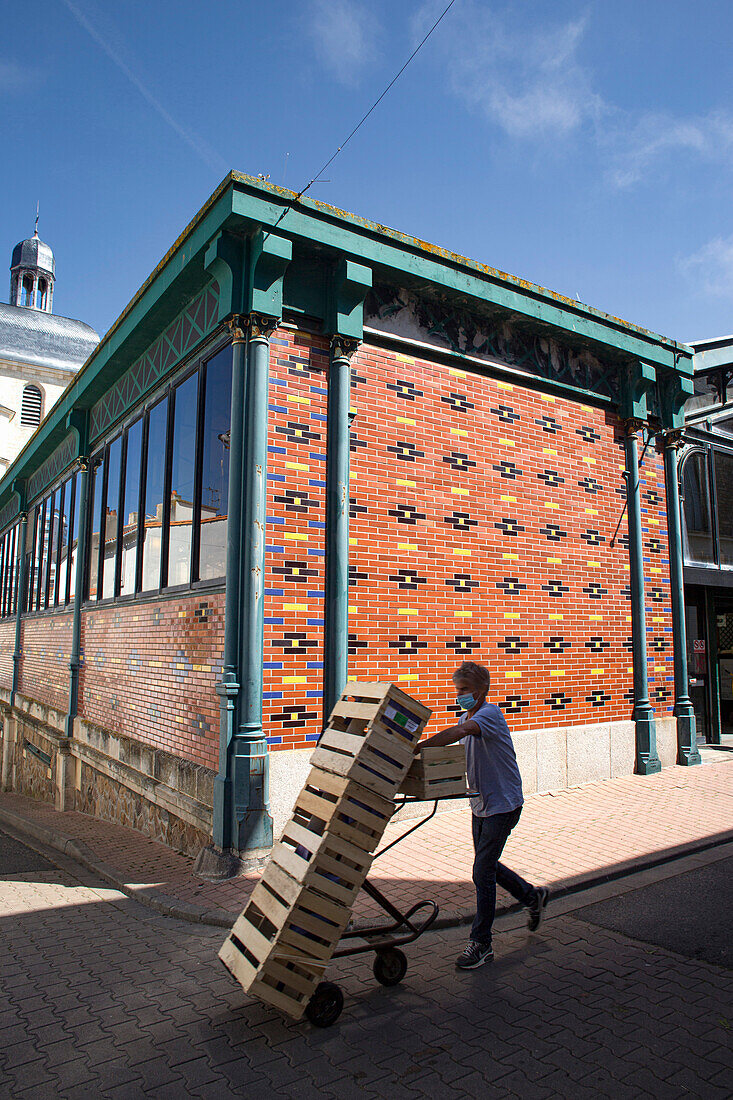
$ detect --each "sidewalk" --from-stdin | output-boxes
[1,757,731,931]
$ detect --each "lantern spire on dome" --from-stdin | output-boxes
[9,211,55,314]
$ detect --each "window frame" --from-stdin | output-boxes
[15,332,231,617]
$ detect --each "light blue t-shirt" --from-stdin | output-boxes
[459,702,524,818]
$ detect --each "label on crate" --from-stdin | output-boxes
[383,703,419,733]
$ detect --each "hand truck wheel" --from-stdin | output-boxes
[373,947,407,987]
[305,981,344,1027]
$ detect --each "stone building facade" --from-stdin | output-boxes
[0,230,99,471]
[0,174,700,861]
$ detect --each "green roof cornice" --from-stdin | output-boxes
[0,170,694,516]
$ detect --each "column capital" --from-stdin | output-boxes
[330,335,360,360]
[622,417,646,438]
[227,315,248,342]
[658,427,686,451]
[246,312,279,341]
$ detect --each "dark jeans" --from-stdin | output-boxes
[470,807,533,946]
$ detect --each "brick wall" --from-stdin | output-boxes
[4,326,674,772]
[0,618,15,691]
[262,328,329,750]
[19,612,73,713]
[262,334,674,748]
[78,592,223,770]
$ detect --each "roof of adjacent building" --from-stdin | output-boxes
[0,302,99,374]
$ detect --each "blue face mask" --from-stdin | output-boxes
[456,693,477,711]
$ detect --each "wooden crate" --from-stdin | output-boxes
[398,744,467,799]
[270,817,374,907]
[218,861,352,1021]
[292,767,395,853]
[311,682,432,798]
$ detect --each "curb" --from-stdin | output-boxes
[2,800,732,934]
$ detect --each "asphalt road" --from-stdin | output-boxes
[1,827,731,1099]
[575,856,732,970]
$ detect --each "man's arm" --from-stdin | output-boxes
[420,720,481,748]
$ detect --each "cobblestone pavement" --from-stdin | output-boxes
[1,831,731,1099]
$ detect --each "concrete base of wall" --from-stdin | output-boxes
[0,696,684,858]
[0,693,214,858]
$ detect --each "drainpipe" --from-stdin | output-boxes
[323,335,359,721]
[65,457,89,739]
[213,318,247,852]
[624,421,661,774]
[232,312,276,855]
[661,433,700,765]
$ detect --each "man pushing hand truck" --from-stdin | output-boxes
[421,661,549,969]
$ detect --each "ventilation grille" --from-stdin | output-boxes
[20,386,42,427]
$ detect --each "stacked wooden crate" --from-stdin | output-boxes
[219,682,432,1019]
[399,744,468,799]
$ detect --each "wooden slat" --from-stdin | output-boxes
[329,700,384,722]
[251,978,308,1021]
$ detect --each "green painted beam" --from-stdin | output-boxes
[229,180,693,373]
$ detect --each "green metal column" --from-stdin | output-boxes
[323,260,371,724]
[65,458,90,737]
[323,335,358,721]
[10,500,27,707]
[232,313,275,854]
[624,421,661,774]
[662,433,700,765]
[213,319,247,851]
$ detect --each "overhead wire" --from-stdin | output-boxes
[267,0,458,237]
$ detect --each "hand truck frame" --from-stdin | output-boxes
[304,793,470,1027]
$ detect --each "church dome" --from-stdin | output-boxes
[11,232,55,279]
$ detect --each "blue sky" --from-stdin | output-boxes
[3,0,733,344]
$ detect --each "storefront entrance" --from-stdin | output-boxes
[684,584,733,745]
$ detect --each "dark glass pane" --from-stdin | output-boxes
[0,534,6,617]
[68,475,79,603]
[25,507,36,611]
[120,419,143,596]
[141,399,168,592]
[36,499,48,609]
[683,452,714,564]
[51,484,64,606]
[199,348,232,581]
[45,490,59,608]
[101,437,122,599]
[58,478,73,604]
[715,450,733,566]
[88,456,105,600]
[9,525,18,615]
[166,374,198,587]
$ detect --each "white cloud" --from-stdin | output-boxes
[414,1,604,139]
[307,0,379,85]
[604,110,733,188]
[680,233,733,299]
[0,60,38,93]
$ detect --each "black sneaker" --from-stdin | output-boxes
[526,887,549,932]
[456,940,494,969]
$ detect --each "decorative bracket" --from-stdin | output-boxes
[205,231,245,323]
[246,230,291,320]
[10,478,26,513]
[66,409,90,462]
[619,361,656,422]
[656,369,694,431]
[327,259,372,342]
